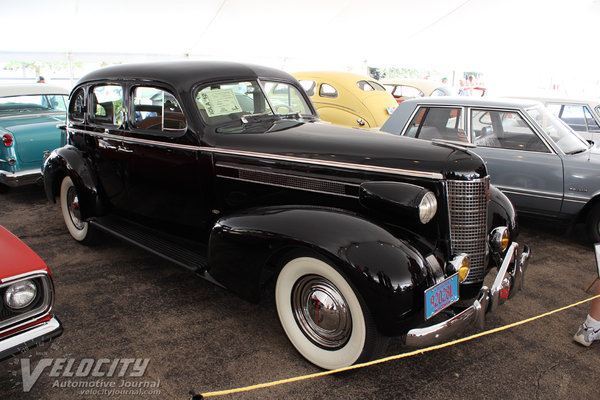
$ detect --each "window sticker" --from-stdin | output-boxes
[199,89,242,117]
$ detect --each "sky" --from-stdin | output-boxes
[2,0,600,96]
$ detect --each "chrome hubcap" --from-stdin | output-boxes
[67,186,84,230]
[292,275,352,349]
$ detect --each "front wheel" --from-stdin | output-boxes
[275,256,387,369]
[60,176,95,243]
[587,204,600,243]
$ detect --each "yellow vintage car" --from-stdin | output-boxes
[293,71,397,128]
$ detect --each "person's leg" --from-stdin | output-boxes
[590,281,600,320]
[574,282,600,346]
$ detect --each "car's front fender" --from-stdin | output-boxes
[207,205,431,336]
[42,145,103,220]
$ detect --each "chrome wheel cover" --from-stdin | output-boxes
[67,186,84,230]
[291,274,352,349]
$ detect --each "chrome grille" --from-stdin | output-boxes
[446,178,489,283]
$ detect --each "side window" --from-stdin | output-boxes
[69,89,85,122]
[356,80,374,92]
[472,109,549,152]
[368,81,386,91]
[583,107,600,131]
[263,82,312,115]
[560,104,586,132]
[319,83,338,98]
[406,107,464,141]
[299,80,316,97]
[546,103,562,117]
[132,87,186,132]
[400,86,424,98]
[90,85,124,126]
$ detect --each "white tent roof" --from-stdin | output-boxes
[2,0,600,94]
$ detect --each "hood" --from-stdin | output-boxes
[210,120,487,181]
[0,226,48,278]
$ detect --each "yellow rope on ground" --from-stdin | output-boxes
[199,293,600,398]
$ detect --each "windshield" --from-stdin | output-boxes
[0,94,67,116]
[194,80,313,126]
[526,105,589,154]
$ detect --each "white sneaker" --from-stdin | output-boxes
[573,323,600,347]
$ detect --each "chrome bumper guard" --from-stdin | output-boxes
[0,316,63,361]
[405,242,530,347]
[0,169,42,187]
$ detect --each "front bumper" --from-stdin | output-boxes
[0,315,63,361]
[0,168,42,187]
[405,242,530,347]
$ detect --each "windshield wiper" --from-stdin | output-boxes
[240,113,280,125]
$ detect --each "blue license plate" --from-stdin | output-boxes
[424,273,459,320]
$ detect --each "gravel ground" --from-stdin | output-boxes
[1,185,599,400]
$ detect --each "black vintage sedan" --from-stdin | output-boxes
[42,61,529,369]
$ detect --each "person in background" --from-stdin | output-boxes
[574,281,600,346]
[37,76,45,83]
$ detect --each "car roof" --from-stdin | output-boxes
[0,84,70,97]
[380,78,443,92]
[77,61,298,88]
[514,96,600,107]
[399,96,542,109]
[293,71,379,84]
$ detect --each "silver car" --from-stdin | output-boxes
[381,97,600,241]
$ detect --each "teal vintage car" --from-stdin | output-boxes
[0,84,69,192]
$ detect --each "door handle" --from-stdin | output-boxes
[117,146,133,153]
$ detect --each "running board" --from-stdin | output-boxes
[90,216,209,274]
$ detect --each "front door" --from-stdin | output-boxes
[469,108,564,215]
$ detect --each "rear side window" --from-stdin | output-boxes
[319,83,338,98]
[69,89,85,121]
[405,107,465,141]
[90,85,124,126]
[132,87,186,132]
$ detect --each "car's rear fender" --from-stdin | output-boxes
[207,205,431,335]
[42,145,103,220]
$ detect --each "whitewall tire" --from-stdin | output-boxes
[60,175,91,242]
[275,256,385,369]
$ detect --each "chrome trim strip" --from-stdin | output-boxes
[563,195,590,204]
[0,169,41,179]
[68,127,445,180]
[497,185,563,200]
[216,163,360,198]
[0,112,64,120]
[1,269,49,284]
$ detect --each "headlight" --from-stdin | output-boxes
[418,191,437,224]
[4,280,37,309]
[490,227,510,253]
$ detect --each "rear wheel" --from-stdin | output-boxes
[275,256,387,369]
[60,176,95,243]
[0,183,8,194]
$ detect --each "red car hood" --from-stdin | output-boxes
[0,225,48,279]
